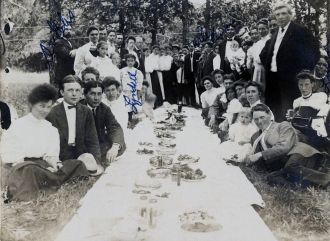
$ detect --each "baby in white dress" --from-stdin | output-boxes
[218,107,258,162]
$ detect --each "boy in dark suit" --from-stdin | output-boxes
[46,75,101,164]
[81,81,126,165]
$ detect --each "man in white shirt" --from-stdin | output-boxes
[47,75,101,163]
[74,26,99,77]
[260,2,320,121]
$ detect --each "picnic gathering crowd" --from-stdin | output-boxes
[0,2,330,202]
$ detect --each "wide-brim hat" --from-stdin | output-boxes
[78,153,104,176]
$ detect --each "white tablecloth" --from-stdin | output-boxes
[55,107,277,241]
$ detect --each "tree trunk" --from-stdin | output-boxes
[182,0,189,44]
[0,0,5,71]
[48,0,62,86]
[204,0,211,32]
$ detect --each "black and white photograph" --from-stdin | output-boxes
[0,0,329,240]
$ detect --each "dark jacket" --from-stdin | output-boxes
[200,51,216,78]
[46,103,101,162]
[54,38,75,84]
[184,51,201,83]
[260,22,320,82]
[80,100,126,156]
[219,37,240,73]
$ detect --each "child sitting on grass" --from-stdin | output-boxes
[218,107,258,162]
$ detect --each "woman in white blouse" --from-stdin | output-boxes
[0,84,89,202]
[251,19,270,85]
[200,76,221,125]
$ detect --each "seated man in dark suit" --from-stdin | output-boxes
[81,81,126,165]
[46,75,102,172]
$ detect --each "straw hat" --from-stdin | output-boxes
[78,153,104,176]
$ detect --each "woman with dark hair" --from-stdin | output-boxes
[313,57,329,94]
[217,84,243,140]
[244,81,264,107]
[200,76,220,124]
[288,70,329,150]
[244,103,330,188]
[0,84,89,202]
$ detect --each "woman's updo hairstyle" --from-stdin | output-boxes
[28,84,57,105]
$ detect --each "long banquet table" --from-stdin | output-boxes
[55,107,277,241]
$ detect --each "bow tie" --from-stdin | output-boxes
[68,105,77,109]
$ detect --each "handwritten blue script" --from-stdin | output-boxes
[123,70,142,114]
[40,10,75,70]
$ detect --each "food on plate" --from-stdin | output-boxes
[172,164,206,181]
[155,131,176,139]
[147,168,171,178]
[156,147,177,156]
[155,192,170,198]
[156,120,168,124]
[138,142,153,147]
[158,140,176,148]
[132,189,151,195]
[179,210,222,232]
[177,154,200,164]
[136,148,154,155]
[149,156,173,167]
[135,178,162,189]
[154,126,167,131]
[223,154,241,166]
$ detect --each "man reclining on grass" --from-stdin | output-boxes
[243,103,330,189]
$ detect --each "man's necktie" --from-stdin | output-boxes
[281,27,285,33]
[68,105,76,109]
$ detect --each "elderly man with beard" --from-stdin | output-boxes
[54,26,76,88]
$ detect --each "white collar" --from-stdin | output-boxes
[250,99,261,107]
[280,22,291,33]
[302,93,313,99]
[63,101,77,110]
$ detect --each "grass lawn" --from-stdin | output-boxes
[0,71,329,241]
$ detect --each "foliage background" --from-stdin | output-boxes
[0,0,328,72]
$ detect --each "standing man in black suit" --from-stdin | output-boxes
[184,43,200,107]
[260,2,320,121]
[200,41,216,80]
[46,75,102,166]
[219,24,239,74]
[54,26,76,88]
[81,81,126,165]
[134,36,146,76]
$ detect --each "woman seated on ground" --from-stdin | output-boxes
[200,76,220,125]
[208,74,236,129]
[218,107,258,161]
[218,85,243,141]
[136,81,156,121]
[244,104,330,188]
[287,70,329,150]
[233,80,249,106]
[0,84,89,202]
